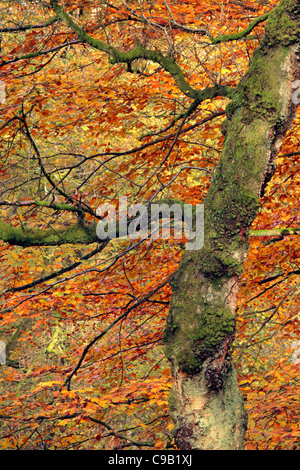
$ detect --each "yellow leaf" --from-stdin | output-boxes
[248,419,256,429]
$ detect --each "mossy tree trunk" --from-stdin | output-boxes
[163,0,300,450]
[0,0,299,451]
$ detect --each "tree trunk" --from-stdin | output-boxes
[163,0,300,450]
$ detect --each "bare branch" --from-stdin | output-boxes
[64,273,175,390]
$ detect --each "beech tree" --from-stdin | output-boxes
[0,0,299,450]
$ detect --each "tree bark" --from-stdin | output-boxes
[163,0,300,450]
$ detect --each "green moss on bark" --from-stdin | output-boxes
[264,0,300,47]
[164,306,235,375]
[164,252,236,374]
[0,219,97,246]
[226,46,290,125]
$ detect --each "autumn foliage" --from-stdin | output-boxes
[0,0,299,450]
